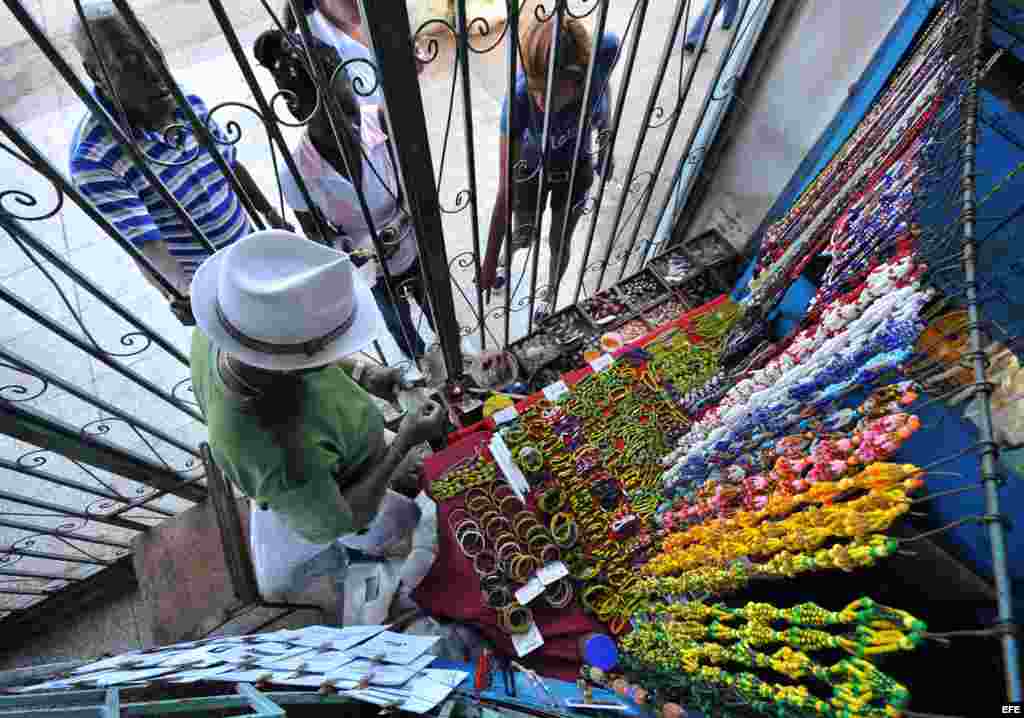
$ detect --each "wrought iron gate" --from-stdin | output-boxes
[0,0,778,632]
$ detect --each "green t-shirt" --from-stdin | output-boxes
[190,330,385,544]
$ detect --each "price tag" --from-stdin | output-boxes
[589,354,614,373]
[542,380,570,402]
[536,561,569,586]
[492,406,519,425]
[489,434,529,502]
[514,577,545,606]
[511,621,544,658]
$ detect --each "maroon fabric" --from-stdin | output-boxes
[413,431,603,682]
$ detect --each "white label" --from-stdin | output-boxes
[492,406,519,425]
[589,354,614,373]
[542,380,570,402]
[511,621,544,658]
[537,561,569,586]
[489,435,529,502]
[514,577,545,605]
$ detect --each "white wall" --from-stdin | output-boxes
[684,0,908,251]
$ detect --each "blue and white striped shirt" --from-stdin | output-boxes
[70,92,251,279]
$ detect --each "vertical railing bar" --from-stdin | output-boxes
[596,0,722,289]
[0,488,151,533]
[636,0,755,272]
[0,114,183,301]
[0,457,174,518]
[0,344,201,458]
[109,0,268,233]
[603,0,691,284]
[503,0,520,348]
[455,0,488,350]
[208,0,333,243]
[0,283,204,424]
[526,1,567,334]
[548,0,611,311]
[0,213,189,367]
[961,0,1021,701]
[571,0,652,305]
[2,0,219,256]
[291,2,420,363]
[360,0,464,376]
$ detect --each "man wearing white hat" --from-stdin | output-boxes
[190,230,445,553]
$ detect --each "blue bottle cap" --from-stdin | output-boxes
[582,634,618,671]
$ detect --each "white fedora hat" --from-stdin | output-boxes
[191,230,383,371]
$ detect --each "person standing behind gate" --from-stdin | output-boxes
[683,0,740,54]
[255,30,435,365]
[480,15,619,322]
[68,0,289,325]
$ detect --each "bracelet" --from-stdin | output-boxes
[526,523,550,546]
[499,495,522,517]
[480,572,505,593]
[496,541,520,569]
[484,585,513,609]
[514,513,540,539]
[539,488,565,514]
[539,544,561,565]
[466,488,493,515]
[484,515,511,541]
[517,446,545,474]
[510,554,536,584]
[528,533,550,557]
[454,519,480,543]
[447,508,471,532]
[457,529,485,559]
[473,551,497,576]
[550,512,577,549]
[545,578,573,609]
[581,584,610,614]
[500,605,532,635]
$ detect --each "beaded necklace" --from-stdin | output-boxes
[621,598,925,718]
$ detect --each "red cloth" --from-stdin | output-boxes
[413,431,603,681]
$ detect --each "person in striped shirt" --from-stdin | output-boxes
[68,0,289,324]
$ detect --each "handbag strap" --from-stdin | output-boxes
[379,106,405,210]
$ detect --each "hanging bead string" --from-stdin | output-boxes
[620,598,927,718]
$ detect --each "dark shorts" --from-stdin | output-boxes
[511,159,595,213]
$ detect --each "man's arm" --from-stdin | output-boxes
[135,240,190,298]
[341,436,413,530]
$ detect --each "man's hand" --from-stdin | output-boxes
[170,296,195,326]
[264,207,295,232]
[398,400,445,450]
[361,364,404,402]
[393,444,429,493]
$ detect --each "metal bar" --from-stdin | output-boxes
[0,490,148,533]
[526,1,569,333]
[503,0,520,347]
[549,0,611,310]
[0,690,108,712]
[236,683,287,717]
[455,0,488,350]
[0,588,53,596]
[961,0,1021,701]
[0,569,83,582]
[0,115,181,300]
[572,0,652,305]
[0,457,174,519]
[103,689,120,718]
[109,0,266,233]
[3,0,218,257]
[605,0,724,287]
[0,281,203,425]
[0,517,131,550]
[290,4,419,362]
[0,344,198,459]
[0,546,109,567]
[0,401,206,504]
[607,0,693,284]
[361,0,464,376]
[0,662,89,689]
[206,0,332,242]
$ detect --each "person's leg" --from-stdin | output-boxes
[721,0,740,30]
[546,202,584,300]
[684,0,716,48]
[405,261,436,333]
[372,281,425,359]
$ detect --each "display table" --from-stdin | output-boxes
[413,295,734,680]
